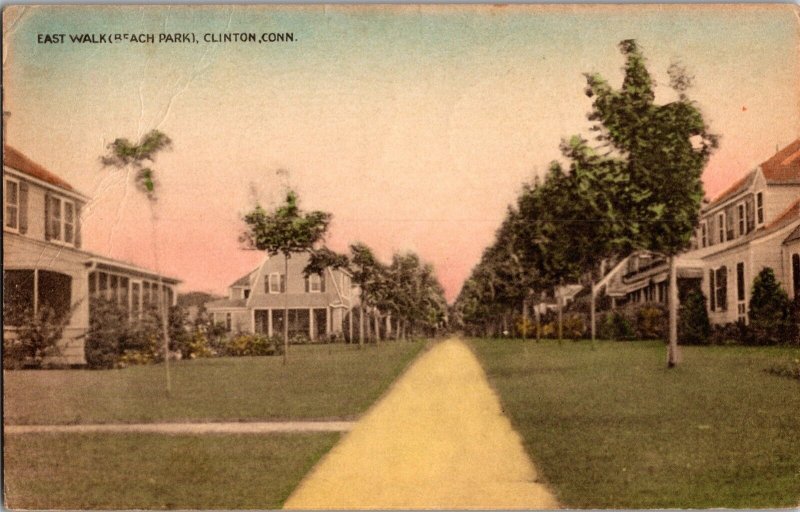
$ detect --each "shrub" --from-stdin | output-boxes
[85,298,166,369]
[182,330,214,359]
[563,313,587,339]
[707,322,746,346]
[3,306,69,369]
[222,334,283,357]
[599,311,635,341]
[747,268,798,345]
[678,290,711,345]
[634,304,667,340]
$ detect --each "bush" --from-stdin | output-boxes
[3,306,69,369]
[598,311,635,341]
[747,268,798,345]
[222,334,283,357]
[563,313,587,339]
[678,290,711,345]
[708,322,747,346]
[85,298,167,369]
[634,304,667,340]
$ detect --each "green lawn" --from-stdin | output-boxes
[4,432,339,509]
[4,341,425,424]
[467,338,800,509]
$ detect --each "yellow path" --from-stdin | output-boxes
[283,338,560,509]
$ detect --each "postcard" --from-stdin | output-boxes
[3,4,799,510]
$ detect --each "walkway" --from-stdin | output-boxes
[4,421,355,435]
[283,337,560,509]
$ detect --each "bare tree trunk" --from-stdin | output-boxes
[349,306,353,344]
[374,312,381,344]
[358,306,364,349]
[149,204,170,396]
[590,278,597,350]
[557,294,563,345]
[283,254,289,365]
[386,314,392,340]
[535,303,541,342]
[522,299,528,341]
[668,255,680,367]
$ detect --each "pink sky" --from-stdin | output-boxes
[4,5,799,301]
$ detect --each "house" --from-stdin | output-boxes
[605,138,800,325]
[206,252,359,341]
[3,144,180,365]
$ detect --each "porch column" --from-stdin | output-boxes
[326,307,331,335]
[33,268,39,315]
[309,307,315,341]
[267,309,273,337]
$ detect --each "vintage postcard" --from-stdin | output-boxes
[2,3,799,510]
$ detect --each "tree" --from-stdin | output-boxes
[241,190,332,362]
[678,290,711,345]
[570,40,717,365]
[101,130,174,392]
[748,268,798,345]
[349,243,387,346]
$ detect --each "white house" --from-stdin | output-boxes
[3,144,180,365]
[206,252,359,341]
[605,138,800,325]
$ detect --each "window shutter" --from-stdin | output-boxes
[718,266,727,311]
[18,182,28,234]
[44,193,52,240]
[304,276,309,293]
[709,270,716,311]
[74,203,82,248]
[280,274,286,293]
[321,273,326,293]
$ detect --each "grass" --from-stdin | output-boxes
[3,432,339,509]
[467,338,800,509]
[4,341,425,424]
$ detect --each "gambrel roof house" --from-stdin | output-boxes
[605,138,800,325]
[206,252,360,341]
[3,145,181,365]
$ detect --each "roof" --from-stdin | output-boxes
[765,197,800,234]
[708,138,800,207]
[761,138,800,184]
[206,298,248,310]
[3,145,78,193]
[87,255,182,284]
[230,269,257,288]
[784,223,800,245]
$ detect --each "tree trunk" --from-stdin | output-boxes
[160,276,171,396]
[374,312,381,344]
[535,303,541,342]
[359,306,364,349]
[349,306,354,344]
[668,255,680,367]
[522,299,528,341]
[557,294,563,345]
[283,254,289,365]
[386,314,392,340]
[590,278,597,350]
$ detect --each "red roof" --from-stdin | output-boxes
[709,138,800,206]
[761,138,800,184]
[3,145,77,192]
[765,197,800,233]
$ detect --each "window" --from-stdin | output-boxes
[756,192,764,225]
[46,195,76,245]
[5,177,19,231]
[700,221,708,248]
[308,274,322,293]
[226,313,232,331]
[745,197,755,233]
[268,273,285,294]
[725,206,735,241]
[715,266,728,312]
[717,212,725,243]
[737,204,745,237]
[736,262,746,321]
[793,254,800,299]
[2,269,72,326]
[243,288,251,299]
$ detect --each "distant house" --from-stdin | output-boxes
[605,138,800,324]
[206,252,359,340]
[3,145,180,365]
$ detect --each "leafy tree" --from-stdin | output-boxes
[568,40,717,365]
[241,190,332,362]
[748,268,798,345]
[100,130,174,390]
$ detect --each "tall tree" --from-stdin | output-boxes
[100,130,173,394]
[580,40,717,366]
[349,242,387,347]
[241,190,331,362]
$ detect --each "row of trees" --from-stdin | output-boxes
[241,190,448,362]
[453,40,718,366]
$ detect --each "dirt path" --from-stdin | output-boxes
[4,421,355,435]
[283,337,560,509]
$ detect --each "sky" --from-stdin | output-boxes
[3,4,799,301]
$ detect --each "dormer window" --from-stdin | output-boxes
[737,203,745,237]
[308,273,322,293]
[700,221,708,248]
[243,288,251,299]
[717,212,725,243]
[46,194,76,245]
